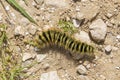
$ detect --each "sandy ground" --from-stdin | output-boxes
[0,0,120,80]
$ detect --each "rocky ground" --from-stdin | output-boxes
[0,0,120,80]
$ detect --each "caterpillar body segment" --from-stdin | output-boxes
[35,29,95,59]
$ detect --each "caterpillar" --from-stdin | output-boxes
[34,28,95,60]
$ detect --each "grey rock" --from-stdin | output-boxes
[36,54,47,63]
[40,71,60,80]
[105,45,112,53]
[89,19,107,43]
[44,0,69,8]
[76,65,87,75]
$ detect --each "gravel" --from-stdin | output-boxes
[1,0,120,80]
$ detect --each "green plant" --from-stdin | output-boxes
[0,24,23,80]
[58,20,78,34]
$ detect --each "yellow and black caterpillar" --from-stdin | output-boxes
[35,29,95,60]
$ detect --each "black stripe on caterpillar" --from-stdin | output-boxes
[35,29,95,60]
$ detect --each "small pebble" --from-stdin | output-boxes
[45,0,69,8]
[76,65,87,75]
[14,26,25,36]
[72,19,81,27]
[20,17,30,26]
[43,63,50,70]
[5,6,10,11]
[115,66,120,70]
[36,54,47,63]
[79,75,89,80]
[105,21,113,27]
[81,0,88,2]
[28,25,37,35]
[105,45,112,53]
[106,13,113,18]
[34,0,44,5]
[116,35,120,41]
[112,46,118,51]
[22,53,33,61]
[40,71,60,80]
[99,75,106,80]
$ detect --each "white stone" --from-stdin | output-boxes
[32,1,36,6]
[112,46,118,51]
[116,35,120,41]
[20,17,30,26]
[105,45,112,53]
[36,54,47,63]
[43,63,50,70]
[10,12,16,19]
[34,0,44,5]
[28,25,37,35]
[106,13,113,18]
[72,19,81,27]
[5,6,10,11]
[105,21,113,27]
[76,65,87,75]
[74,31,91,44]
[22,53,34,61]
[99,75,106,80]
[40,71,60,80]
[44,0,69,8]
[89,19,107,43]
[81,0,88,2]
[115,66,120,70]
[14,26,25,36]
[79,75,89,80]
